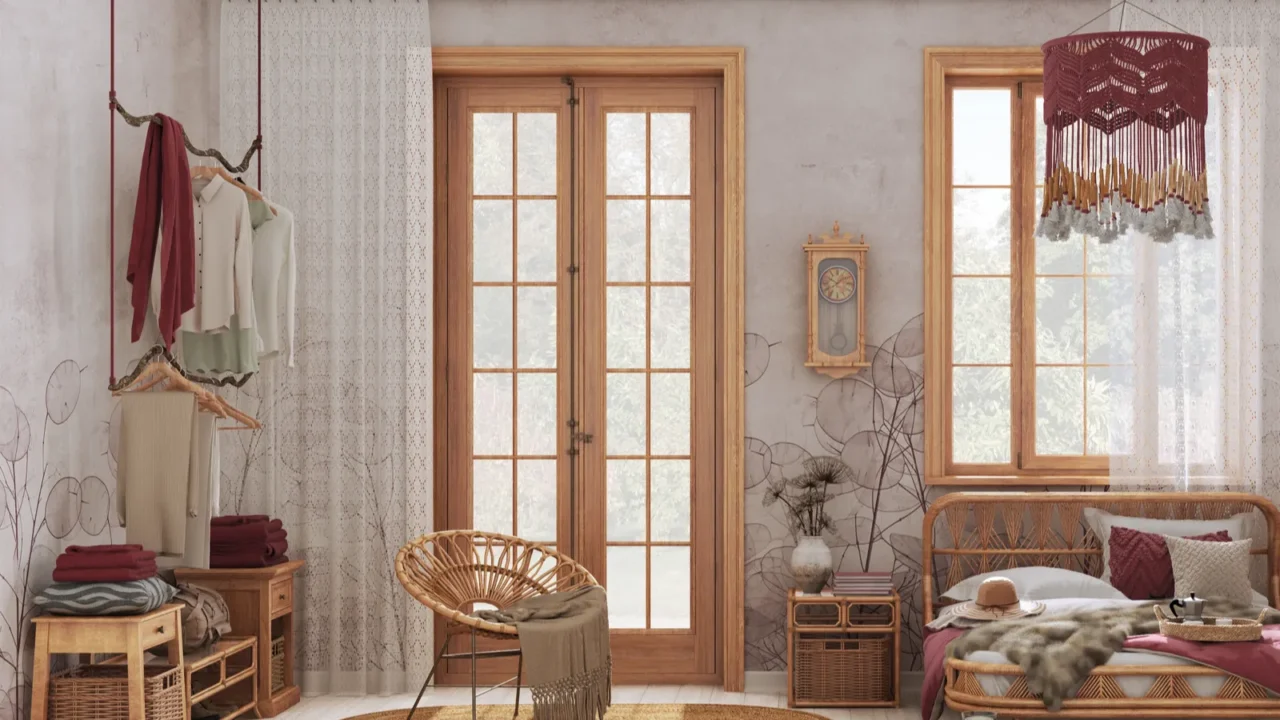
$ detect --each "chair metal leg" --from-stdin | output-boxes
[513,651,523,719]
[406,636,451,720]
[471,627,478,720]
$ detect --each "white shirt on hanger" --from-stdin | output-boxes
[251,200,296,366]
[151,174,256,334]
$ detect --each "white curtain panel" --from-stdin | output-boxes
[220,0,434,694]
[1103,1,1280,499]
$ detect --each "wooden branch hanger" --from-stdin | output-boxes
[111,347,261,431]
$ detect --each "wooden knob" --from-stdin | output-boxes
[155,626,166,634]
[279,594,286,600]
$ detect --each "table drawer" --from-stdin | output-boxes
[270,577,293,617]
[143,610,179,647]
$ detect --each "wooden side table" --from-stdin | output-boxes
[175,560,303,717]
[786,589,900,709]
[30,604,186,720]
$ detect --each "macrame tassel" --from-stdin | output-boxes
[1038,31,1213,242]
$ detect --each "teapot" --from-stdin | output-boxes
[1170,593,1206,622]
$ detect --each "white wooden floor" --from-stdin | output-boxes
[275,684,921,720]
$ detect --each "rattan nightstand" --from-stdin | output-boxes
[786,588,900,708]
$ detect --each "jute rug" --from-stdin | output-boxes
[344,704,828,720]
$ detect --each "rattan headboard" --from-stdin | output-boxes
[921,492,1280,622]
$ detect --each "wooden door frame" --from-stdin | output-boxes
[431,47,747,692]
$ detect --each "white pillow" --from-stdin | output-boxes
[1081,508,1250,583]
[941,566,1126,602]
[1253,590,1272,608]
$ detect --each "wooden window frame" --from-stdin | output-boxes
[432,47,747,691]
[923,48,1109,487]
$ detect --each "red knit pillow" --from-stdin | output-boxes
[1109,526,1232,600]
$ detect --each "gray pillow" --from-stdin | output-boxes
[34,576,177,616]
[1165,535,1255,605]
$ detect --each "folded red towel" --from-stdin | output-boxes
[212,539,287,558]
[55,550,156,571]
[52,563,158,583]
[211,515,270,527]
[210,553,288,569]
[210,519,284,544]
[64,544,146,554]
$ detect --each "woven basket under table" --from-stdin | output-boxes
[271,635,286,693]
[793,634,891,704]
[48,664,185,720]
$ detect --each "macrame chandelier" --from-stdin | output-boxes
[1039,15,1213,243]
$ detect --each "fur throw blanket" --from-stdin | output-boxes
[948,597,1280,711]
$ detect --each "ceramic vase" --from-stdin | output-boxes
[791,534,833,593]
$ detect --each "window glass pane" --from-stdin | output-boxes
[516,113,556,195]
[952,278,1010,364]
[473,373,513,455]
[1035,277,1084,364]
[473,287,513,368]
[607,200,646,282]
[1086,276,1134,365]
[607,460,646,542]
[607,113,647,195]
[607,547,647,629]
[473,460,513,534]
[607,374,646,455]
[1036,366,1085,455]
[517,287,556,369]
[607,287,647,368]
[473,200,513,282]
[651,373,691,456]
[517,200,556,281]
[651,460,690,542]
[651,200,691,281]
[1087,235,1134,276]
[952,367,1011,463]
[650,113,691,195]
[1036,232,1084,275]
[1088,366,1132,455]
[651,287,691,369]
[952,89,1011,185]
[952,189,1010,274]
[651,546,691,629]
[473,113,513,196]
[517,374,556,455]
[517,459,556,542]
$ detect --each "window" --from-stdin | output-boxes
[924,49,1117,484]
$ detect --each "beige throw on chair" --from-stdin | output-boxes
[477,586,611,720]
[118,392,199,555]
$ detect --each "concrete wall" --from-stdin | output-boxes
[0,1,217,715]
[428,0,1109,670]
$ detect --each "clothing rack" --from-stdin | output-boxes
[108,0,264,385]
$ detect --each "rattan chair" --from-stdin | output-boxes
[395,530,600,720]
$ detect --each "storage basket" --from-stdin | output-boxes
[1154,606,1265,642]
[270,635,286,693]
[793,634,891,704]
[48,664,184,720]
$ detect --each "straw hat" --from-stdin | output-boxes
[948,577,1046,621]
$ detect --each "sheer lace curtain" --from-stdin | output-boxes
[220,1,434,694]
[1101,1,1280,501]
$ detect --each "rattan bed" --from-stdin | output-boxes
[922,491,1280,718]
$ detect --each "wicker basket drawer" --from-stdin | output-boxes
[792,634,891,705]
[271,635,286,694]
[48,664,185,720]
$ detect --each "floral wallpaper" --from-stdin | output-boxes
[744,314,944,671]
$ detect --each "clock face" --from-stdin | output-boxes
[819,265,856,304]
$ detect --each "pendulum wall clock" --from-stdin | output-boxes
[804,221,869,378]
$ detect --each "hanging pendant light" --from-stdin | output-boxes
[1039,3,1212,243]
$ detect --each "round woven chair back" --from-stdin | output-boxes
[395,530,600,635]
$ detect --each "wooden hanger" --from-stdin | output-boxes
[191,165,277,215]
[113,356,261,431]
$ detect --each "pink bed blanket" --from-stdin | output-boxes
[921,625,1280,720]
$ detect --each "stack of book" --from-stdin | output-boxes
[830,571,893,596]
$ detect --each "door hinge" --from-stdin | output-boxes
[1017,451,1023,468]
[567,96,579,107]
[1017,82,1024,99]
[573,432,594,444]
[567,264,580,274]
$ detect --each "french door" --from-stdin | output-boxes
[435,77,722,684]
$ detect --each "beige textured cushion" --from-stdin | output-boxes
[1165,535,1255,604]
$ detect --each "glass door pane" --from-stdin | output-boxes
[470,104,562,545]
